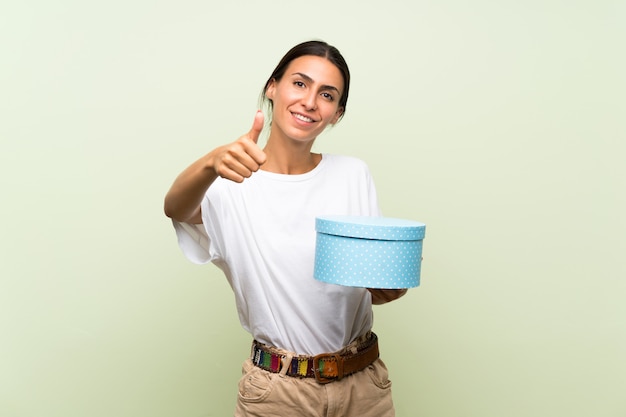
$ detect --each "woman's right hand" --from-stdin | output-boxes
[164,111,267,223]
[209,110,267,183]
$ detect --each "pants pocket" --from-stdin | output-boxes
[237,359,275,403]
[365,358,393,390]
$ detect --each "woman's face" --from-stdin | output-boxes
[265,55,345,143]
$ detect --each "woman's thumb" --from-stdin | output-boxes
[249,110,264,143]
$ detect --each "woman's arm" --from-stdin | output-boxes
[163,156,220,224]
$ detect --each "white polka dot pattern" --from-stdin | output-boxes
[316,216,425,241]
[313,216,426,289]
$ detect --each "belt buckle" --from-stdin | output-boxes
[312,353,343,384]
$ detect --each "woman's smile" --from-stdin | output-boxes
[291,111,317,124]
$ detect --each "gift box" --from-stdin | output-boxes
[314,216,426,289]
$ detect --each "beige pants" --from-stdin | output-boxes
[234,357,395,417]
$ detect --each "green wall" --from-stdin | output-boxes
[1,0,624,416]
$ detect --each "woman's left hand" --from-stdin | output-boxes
[367,288,408,305]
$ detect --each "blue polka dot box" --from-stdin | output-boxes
[314,215,426,289]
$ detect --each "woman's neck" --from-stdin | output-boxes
[261,134,322,175]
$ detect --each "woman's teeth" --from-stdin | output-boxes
[294,113,314,122]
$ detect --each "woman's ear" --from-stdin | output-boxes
[331,107,344,125]
[265,79,276,100]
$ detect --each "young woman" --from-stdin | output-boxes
[164,40,407,416]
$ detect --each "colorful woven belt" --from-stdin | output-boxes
[251,332,379,384]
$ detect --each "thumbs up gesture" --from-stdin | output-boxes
[210,111,267,183]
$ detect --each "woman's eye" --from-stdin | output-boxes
[322,92,334,101]
[294,81,305,88]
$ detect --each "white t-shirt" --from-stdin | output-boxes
[172,154,381,355]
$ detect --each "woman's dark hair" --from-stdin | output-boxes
[260,40,351,122]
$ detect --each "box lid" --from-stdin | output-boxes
[315,215,426,241]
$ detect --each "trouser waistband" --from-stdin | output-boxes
[251,332,379,384]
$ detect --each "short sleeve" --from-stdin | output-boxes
[364,163,382,217]
[171,220,213,264]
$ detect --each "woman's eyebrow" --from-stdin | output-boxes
[291,72,340,94]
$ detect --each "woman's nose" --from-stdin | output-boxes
[302,91,317,110]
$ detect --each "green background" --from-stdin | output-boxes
[2,0,624,416]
